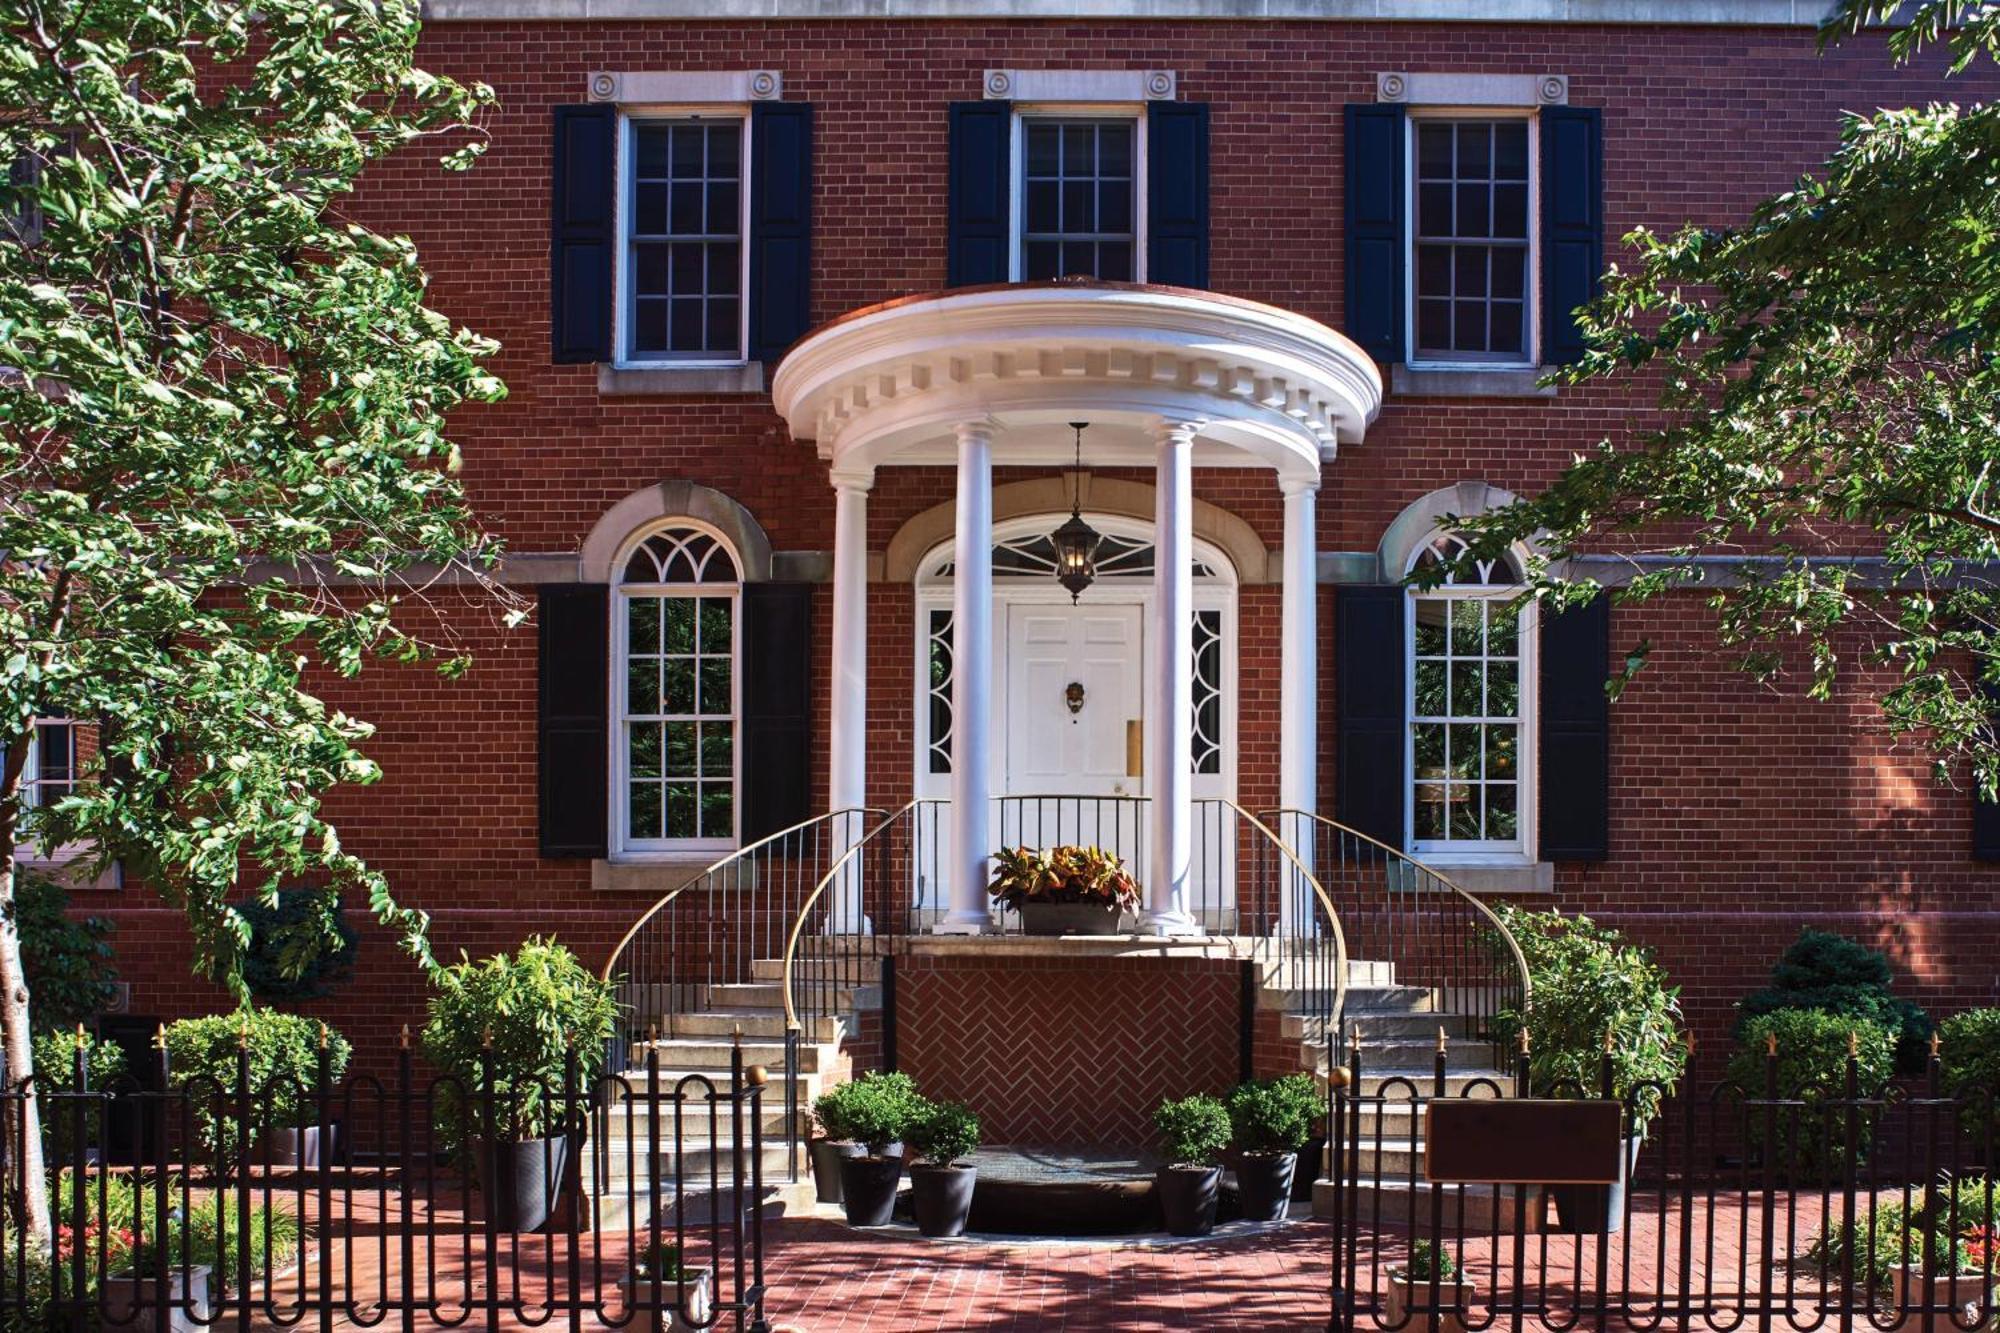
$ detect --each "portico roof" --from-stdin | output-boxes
[769,280,1383,485]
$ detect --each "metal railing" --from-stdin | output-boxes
[1264,809,1531,1068]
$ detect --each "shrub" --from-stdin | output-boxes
[32,1027,127,1164]
[1940,1008,2000,1145]
[909,1100,980,1167]
[1490,905,1686,1131]
[811,1073,920,1156]
[1226,1075,1319,1155]
[1726,1009,1896,1177]
[9,871,117,1030]
[987,845,1140,911]
[236,887,359,1003]
[163,1009,351,1159]
[1737,928,1933,1076]
[1401,1239,1460,1283]
[422,938,619,1146]
[1153,1094,1230,1168]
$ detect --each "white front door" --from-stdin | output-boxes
[1004,603,1144,797]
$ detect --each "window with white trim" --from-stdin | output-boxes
[1410,117,1534,364]
[1408,534,1530,856]
[1016,115,1140,282]
[21,716,75,812]
[616,523,741,853]
[621,116,746,364]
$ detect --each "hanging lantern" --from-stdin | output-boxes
[1051,422,1102,603]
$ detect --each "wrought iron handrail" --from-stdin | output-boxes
[1261,807,1531,1065]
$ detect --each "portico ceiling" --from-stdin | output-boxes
[770,281,1383,485]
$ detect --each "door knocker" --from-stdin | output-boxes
[1064,681,1086,715]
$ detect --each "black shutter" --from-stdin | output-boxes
[1540,105,1604,367]
[742,582,814,842]
[1147,102,1209,289]
[749,101,814,364]
[1344,103,1406,365]
[1974,681,2000,861]
[948,101,1012,287]
[550,104,617,365]
[1538,596,1611,861]
[1334,585,1406,848]
[537,584,610,859]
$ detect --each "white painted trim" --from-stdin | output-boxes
[1402,107,1540,370]
[1376,72,1566,107]
[985,69,1176,102]
[612,110,753,370]
[580,480,774,583]
[424,1,1837,27]
[1007,107,1149,286]
[588,70,781,102]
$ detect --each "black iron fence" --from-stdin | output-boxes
[0,1033,772,1332]
[1329,1036,2000,1333]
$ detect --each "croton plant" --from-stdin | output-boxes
[988,845,1140,911]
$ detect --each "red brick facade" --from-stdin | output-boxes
[75,17,2000,1092]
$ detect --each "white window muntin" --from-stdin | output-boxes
[1402,107,1539,369]
[1008,104,1148,284]
[1404,537,1537,862]
[613,108,752,369]
[612,519,743,858]
[21,716,75,813]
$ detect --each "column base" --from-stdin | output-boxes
[1142,910,1205,938]
[931,914,991,936]
[826,915,875,937]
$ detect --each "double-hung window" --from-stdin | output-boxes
[622,117,747,364]
[21,716,75,813]
[1411,118,1534,364]
[1017,115,1140,282]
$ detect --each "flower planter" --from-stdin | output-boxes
[838,1154,905,1227]
[1385,1269,1475,1333]
[473,1134,573,1233]
[102,1264,213,1333]
[618,1267,714,1333]
[910,1164,977,1238]
[810,1138,864,1204]
[1018,901,1123,936]
[1155,1164,1222,1237]
[1550,1134,1641,1235]
[1890,1266,1996,1333]
[1233,1150,1297,1223]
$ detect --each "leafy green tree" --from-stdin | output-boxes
[0,0,507,1237]
[1446,0,2000,794]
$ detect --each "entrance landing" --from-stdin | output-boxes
[962,1146,1159,1236]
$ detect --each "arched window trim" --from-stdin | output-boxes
[611,518,744,859]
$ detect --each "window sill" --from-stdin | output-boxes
[598,362,766,397]
[1406,860,1554,894]
[591,857,728,895]
[14,845,121,891]
[1391,363,1556,399]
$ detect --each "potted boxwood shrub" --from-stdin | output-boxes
[1226,1074,1317,1223]
[908,1099,980,1238]
[1386,1239,1475,1333]
[422,938,619,1233]
[988,845,1139,936]
[1490,906,1686,1234]
[162,1009,352,1168]
[805,1099,862,1205]
[821,1073,920,1227]
[1153,1093,1230,1237]
[618,1240,712,1333]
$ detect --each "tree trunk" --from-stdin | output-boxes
[0,756,50,1245]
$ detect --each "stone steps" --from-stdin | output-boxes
[627,1036,833,1073]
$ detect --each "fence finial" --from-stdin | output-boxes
[1931,1030,1943,1059]
[1847,1029,1860,1058]
[1518,1027,1530,1055]
[1685,1030,1697,1055]
[319,1021,329,1052]
[481,1026,493,1051]
[1436,1025,1448,1055]
[1765,1030,1779,1058]
[732,1025,743,1050]
[153,1022,166,1051]
[74,1022,85,1051]
[401,1023,411,1050]
[1348,1028,1362,1054]
[238,1016,251,1051]
[1603,1026,1616,1055]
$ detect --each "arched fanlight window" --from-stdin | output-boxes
[617,522,743,853]
[1407,532,1530,856]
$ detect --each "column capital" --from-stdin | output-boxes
[1152,416,1206,448]
[1280,477,1320,499]
[830,467,875,493]
[953,417,1003,448]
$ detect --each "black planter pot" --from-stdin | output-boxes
[1294,1136,1324,1202]
[838,1155,904,1227]
[810,1139,864,1204]
[910,1164,977,1238]
[257,1123,336,1169]
[1234,1151,1297,1223]
[1017,902,1123,936]
[1550,1135,1640,1235]
[474,1134,573,1233]
[1155,1164,1222,1237]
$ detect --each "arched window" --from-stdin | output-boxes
[615,522,742,854]
[1408,532,1532,858]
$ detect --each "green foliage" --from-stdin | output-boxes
[1726,1009,1897,1176]
[236,888,359,1004]
[1439,0,2000,799]
[1226,1074,1320,1155]
[987,844,1140,910]
[162,1010,351,1160]
[1805,1175,2000,1286]
[630,1241,690,1282]
[421,939,618,1145]
[1490,906,1687,1131]
[1737,929,1933,1076]
[811,1073,920,1156]
[9,872,116,1031]
[908,1100,980,1167]
[32,1027,125,1164]
[1402,1239,1461,1284]
[1939,1008,2000,1144]
[1153,1094,1231,1168]
[0,0,510,1005]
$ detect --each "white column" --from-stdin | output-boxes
[937,420,996,934]
[1146,419,1202,937]
[828,472,872,934]
[1279,477,1320,937]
